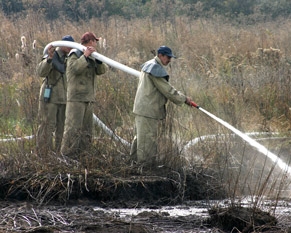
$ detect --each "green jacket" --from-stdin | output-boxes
[37,47,67,104]
[133,56,186,119]
[66,50,107,102]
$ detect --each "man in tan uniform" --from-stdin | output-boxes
[61,32,107,157]
[36,35,74,154]
[130,46,192,167]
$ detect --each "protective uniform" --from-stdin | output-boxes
[130,56,187,164]
[36,47,67,154]
[61,49,107,156]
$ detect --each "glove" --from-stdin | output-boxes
[185,97,192,106]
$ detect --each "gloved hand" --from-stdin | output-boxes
[185,97,200,108]
[185,97,192,106]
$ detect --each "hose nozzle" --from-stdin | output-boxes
[190,101,200,109]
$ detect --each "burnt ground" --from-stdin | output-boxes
[0,167,288,233]
[0,167,222,233]
[0,200,210,233]
[0,166,226,205]
[0,139,228,232]
[0,200,288,233]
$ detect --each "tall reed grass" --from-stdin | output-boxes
[0,12,290,202]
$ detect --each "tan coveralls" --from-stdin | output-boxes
[130,56,187,164]
[36,47,67,153]
[61,49,107,156]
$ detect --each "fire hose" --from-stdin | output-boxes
[44,41,139,148]
[3,41,290,174]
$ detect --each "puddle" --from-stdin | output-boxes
[94,204,209,219]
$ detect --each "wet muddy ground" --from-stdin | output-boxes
[0,166,222,232]
[1,198,291,233]
[0,172,211,232]
[0,200,209,233]
[1,170,291,233]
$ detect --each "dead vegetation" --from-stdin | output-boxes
[0,9,291,233]
[208,206,278,233]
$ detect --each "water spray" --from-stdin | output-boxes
[190,101,291,175]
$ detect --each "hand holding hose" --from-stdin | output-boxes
[84,46,96,58]
[185,97,200,109]
[185,97,192,106]
[47,45,55,59]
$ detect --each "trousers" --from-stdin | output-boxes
[130,115,161,164]
[61,101,94,156]
[36,101,66,154]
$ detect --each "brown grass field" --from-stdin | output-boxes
[0,11,291,232]
[1,11,291,191]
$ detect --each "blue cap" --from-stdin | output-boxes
[157,46,176,58]
[62,35,74,42]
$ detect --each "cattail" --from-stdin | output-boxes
[16,99,21,107]
[21,36,26,52]
[21,36,26,47]
[98,37,102,48]
[103,38,107,50]
[32,40,36,50]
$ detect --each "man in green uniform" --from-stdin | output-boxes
[61,32,107,157]
[130,46,192,168]
[36,35,74,154]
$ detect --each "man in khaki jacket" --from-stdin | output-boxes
[130,46,192,167]
[36,35,74,154]
[61,32,107,157]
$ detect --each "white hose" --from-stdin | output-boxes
[93,115,130,147]
[44,41,138,147]
[43,41,141,78]
[0,135,34,142]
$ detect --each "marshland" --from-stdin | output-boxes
[0,1,291,232]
